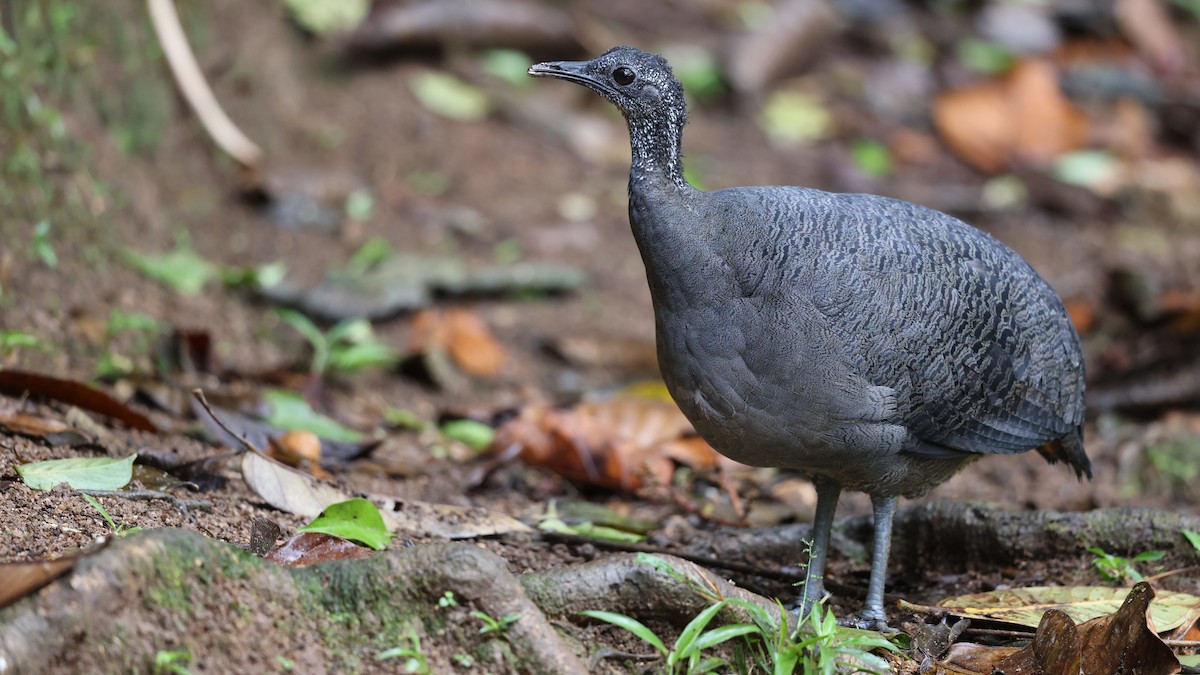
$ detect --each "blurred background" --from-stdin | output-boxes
[1,0,1199,540]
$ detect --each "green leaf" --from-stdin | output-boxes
[344,188,375,221]
[345,236,395,275]
[1053,150,1120,191]
[692,623,758,652]
[1183,529,1200,553]
[579,610,667,656]
[282,0,368,35]
[759,91,830,147]
[297,497,392,550]
[262,389,363,442]
[482,50,534,89]
[276,309,330,374]
[673,600,727,661]
[123,246,217,295]
[16,454,136,491]
[439,419,494,452]
[410,72,490,121]
[850,139,893,178]
[957,38,1015,74]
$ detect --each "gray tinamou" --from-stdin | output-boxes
[529,46,1090,629]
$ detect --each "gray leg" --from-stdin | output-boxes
[800,476,841,613]
[848,494,898,630]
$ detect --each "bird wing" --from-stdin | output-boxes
[778,191,1085,459]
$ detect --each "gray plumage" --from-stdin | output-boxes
[530,46,1090,628]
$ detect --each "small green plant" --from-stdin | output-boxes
[276,309,400,377]
[32,219,58,267]
[82,494,143,536]
[0,330,52,359]
[1088,547,1166,584]
[95,309,162,379]
[438,590,458,608]
[582,600,757,674]
[452,653,474,668]
[375,627,430,674]
[731,598,896,675]
[153,647,192,675]
[471,609,521,636]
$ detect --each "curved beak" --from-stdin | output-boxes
[528,59,611,96]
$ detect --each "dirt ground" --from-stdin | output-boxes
[2,0,1200,672]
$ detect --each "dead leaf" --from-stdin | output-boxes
[909,585,1200,633]
[242,452,529,539]
[933,59,1089,174]
[241,451,353,519]
[409,308,506,378]
[372,496,531,539]
[264,532,374,567]
[942,584,1181,674]
[543,334,659,374]
[0,408,90,446]
[489,397,727,491]
[190,395,372,466]
[0,370,158,432]
[0,556,81,609]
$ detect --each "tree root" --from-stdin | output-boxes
[521,551,793,628]
[672,502,1200,574]
[0,530,587,674]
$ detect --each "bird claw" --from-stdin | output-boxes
[836,613,894,633]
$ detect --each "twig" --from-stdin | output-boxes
[191,388,261,454]
[81,489,212,523]
[146,0,264,173]
[539,530,805,583]
[1143,566,1200,584]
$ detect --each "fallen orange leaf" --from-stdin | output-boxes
[410,308,506,377]
[933,59,1089,174]
[490,397,722,491]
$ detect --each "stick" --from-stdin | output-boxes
[146,0,264,172]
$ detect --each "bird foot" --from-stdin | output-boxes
[836,612,894,633]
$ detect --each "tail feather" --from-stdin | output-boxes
[1035,429,1091,480]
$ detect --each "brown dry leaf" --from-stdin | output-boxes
[409,308,506,378]
[371,496,531,539]
[933,59,1089,173]
[0,556,81,610]
[264,532,373,567]
[942,584,1181,674]
[0,370,158,432]
[0,408,90,446]
[489,397,723,491]
[914,585,1200,633]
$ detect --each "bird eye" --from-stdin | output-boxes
[613,67,636,86]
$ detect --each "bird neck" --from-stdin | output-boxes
[626,108,689,190]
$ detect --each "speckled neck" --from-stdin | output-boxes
[625,101,689,191]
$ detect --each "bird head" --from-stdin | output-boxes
[528,46,687,127]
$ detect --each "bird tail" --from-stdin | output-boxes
[1036,429,1092,480]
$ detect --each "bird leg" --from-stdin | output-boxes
[797,475,841,616]
[841,493,898,631]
